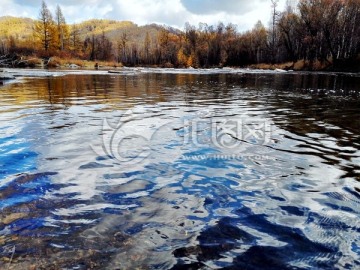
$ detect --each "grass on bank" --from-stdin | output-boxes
[8,55,360,71]
[250,56,360,72]
[23,57,329,71]
[19,55,122,69]
[248,60,331,71]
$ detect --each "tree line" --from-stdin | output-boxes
[1,0,359,69]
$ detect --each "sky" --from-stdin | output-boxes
[0,0,288,32]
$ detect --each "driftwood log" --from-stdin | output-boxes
[0,54,44,68]
[0,54,21,67]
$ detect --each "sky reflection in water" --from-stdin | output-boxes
[0,72,360,269]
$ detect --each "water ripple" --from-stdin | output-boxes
[0,73,359,269]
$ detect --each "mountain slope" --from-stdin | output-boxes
[0,16,34,40]
[0,16,170,45]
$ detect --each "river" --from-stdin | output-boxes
[0,69,359,269]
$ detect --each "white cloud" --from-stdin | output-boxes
[0,0,288,31]
[104,0,187,26]
[180,0,265,15]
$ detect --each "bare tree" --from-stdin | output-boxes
[144,32,151,64]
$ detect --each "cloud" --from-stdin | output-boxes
[13,0,41,7]
[0,0,288,31]
[104,0,187,26]
[180,0,264,15]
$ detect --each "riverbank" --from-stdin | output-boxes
[2,54,360,73]
[249,59,360,72]
[1,67,360,84]
[0,54,121,69]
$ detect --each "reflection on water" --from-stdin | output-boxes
[0,72,360,269]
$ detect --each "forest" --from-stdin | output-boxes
[0,0,359,70]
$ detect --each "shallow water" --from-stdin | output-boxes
[0,71,360,269]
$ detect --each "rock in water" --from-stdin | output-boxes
[68,64,80,69]
[0,73,15,80]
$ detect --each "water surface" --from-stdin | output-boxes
[0,71,360,269]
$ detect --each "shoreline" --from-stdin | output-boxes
[1,67,360,83]
[0,67,360,77]
[1,54,359,74]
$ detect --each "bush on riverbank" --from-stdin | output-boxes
[250,58,360,72]
[0,53,122,69]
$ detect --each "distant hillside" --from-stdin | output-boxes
[0,16,170,45]
[0,16,34,41]
[74,19,166,45]
[1,0,359,71]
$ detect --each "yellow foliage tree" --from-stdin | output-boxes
[186,52,199,68]
[34,1,57,51]
[177,48,187,67]
[55,5,70,51]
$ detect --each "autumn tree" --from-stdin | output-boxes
[4,0,359,70]
[157,28,179,66]
[118,32,129,63]
[197,23,212,67]
[222,23,237,64]
[98,31,113,61]
[70,24,82,54]
[277,7,301,62]
[269,0,280,63]
[55,5,69,51]
[34,1,56,51]
[252,21,268,63]
[0,39,10,55]
[184,23,199,67]
[206,23,224,66]
[158,28,170,64]
[129,43,139,65]
[177,47,188,67]
[338,0,360,60]
[143,32,151,64]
